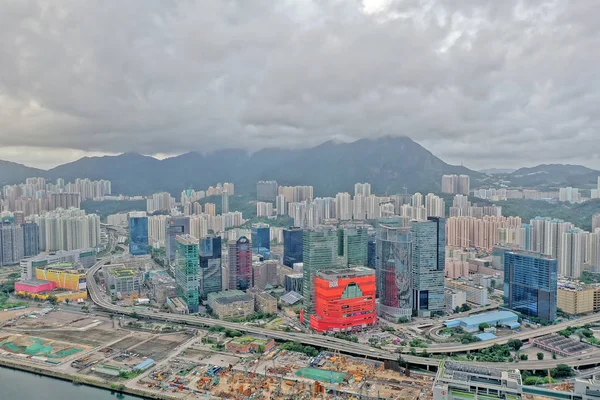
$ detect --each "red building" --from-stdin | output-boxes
[310,267,376,332]
[14,279,56,294]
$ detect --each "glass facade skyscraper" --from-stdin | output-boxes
[165,216,190,263]
[339,226,368,267]
[175,234,199,313]
[504,250,557,323]
[251,223,271,260]
[411,217,446,317]
[227,236,252,291]
[199,235,222,299]
[302,227,339,316]
[129,216,149,256]
[283,227,303,267]
[367,234,376,269]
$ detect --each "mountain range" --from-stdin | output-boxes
[0,136,598,196]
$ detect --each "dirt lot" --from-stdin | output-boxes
[132,333,191,361]
[21,327,128,348]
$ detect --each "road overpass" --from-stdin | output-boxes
[86,258,600,371]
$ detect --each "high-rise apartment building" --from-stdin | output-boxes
[589,229,600,273]
[199,235,222,299]
[559,187,580,203]
[129,212,149,256]
[22,222,40,257]
[530,217,573,259]
[560,229,588,278]
[376,220,413,320]
[302,227,339,317]
[251,223,271,260]
[338,226,368,267]
[283,227,303,267]
[165,216,190,263]
[354,183,371,197]
[411,217,446,316]
[227,236,252,291]
[441,175,469,195]
[593,214,600,232]
[425,194,445,218]
[34,208,101,252]
[222,191,229,214]
[174,234,199,313]
[278,186,314,203]
[504,250,557,323]
[0,223,24,266]
[204,203,216,216]
[148,215,168,245]
[146,192,175,213]
[335,192,352,221]
[276,194,287,215]
[256,202,274,217]
[257,181,278,201]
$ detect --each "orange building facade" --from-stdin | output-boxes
[310,267,376,333]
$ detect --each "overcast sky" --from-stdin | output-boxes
[1,0,599,170]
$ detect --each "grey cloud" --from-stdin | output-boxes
[1,0,599,169]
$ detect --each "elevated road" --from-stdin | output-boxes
[86,258,600,371]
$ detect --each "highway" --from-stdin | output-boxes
[86,258,600,371]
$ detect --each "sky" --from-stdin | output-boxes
[1,0,599,170]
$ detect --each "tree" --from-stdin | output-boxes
[479,323,490,332]
[552,364,575,378]
[64,298,70,305]
[520,354,528,360]
[537,352,544,360]
[397,316,410,324]
[552,353,557,360]
[459,303,471,312]
[507,339,523,352]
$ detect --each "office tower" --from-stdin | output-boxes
[283,227,303,267]
[129,212,149,256]
[34,208,101,252]
[425,194,445,218]
[593,214,600,232]
[560,229,589,278]
[165,216,190,263]
[256,202,274,217]
[221,191,229,214]
[354,183,371,197]
[251,223,271,260]
[227,236,252,291]
[458,175,470,195]
[199,235,222,299]
[0,223,24,266]
[22,222,40,257]
[302,226,339,317]
[504,250,557,323]
[335,192,352,220]
[411,217,445,316]
[339,226,368,267]
[441,175,457,194]
[376,221,412,321]
[253,260,280,290]
[174,234,199,313]
[257,181,278,201]
[367,234,376,269]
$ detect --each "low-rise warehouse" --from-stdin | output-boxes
[443,311,519,333]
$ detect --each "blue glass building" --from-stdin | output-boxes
[251,223,270,260]
[504,250,557,323]
[129,216,149,256]
[410,217,446,317]
[199,235,222,299]
[367,234,376,269]
[165,216,190,263]
[283,227,303,267]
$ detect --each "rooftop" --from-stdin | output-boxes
[317,266,375,279]
[108,268,138,277]
[445,311,518,327]
[208,290,253,304]
[176,234,199,245]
